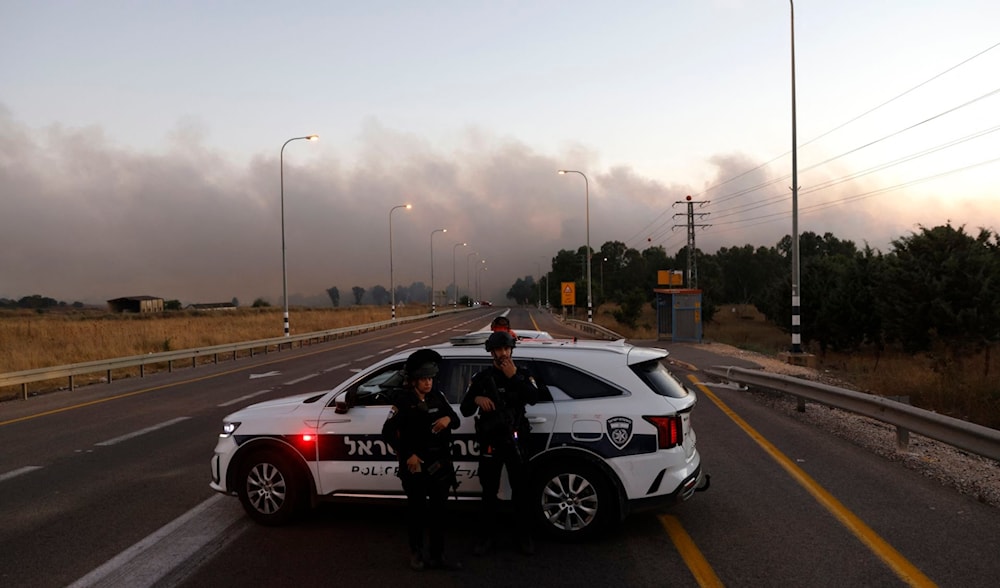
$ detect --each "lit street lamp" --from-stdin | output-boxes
[558,169,592,322]
[452,242,467,308]
[279,133,318,337]
[601,256,608,299]
[389,203,412,320]
[477,263,488,302]
[429,228,446,313]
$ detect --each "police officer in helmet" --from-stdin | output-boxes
[460,330,540,555]
[382,349,462,571]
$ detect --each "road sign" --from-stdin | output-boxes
[561,282,576,306]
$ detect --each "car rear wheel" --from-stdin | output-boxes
[532,459,616,539]
[236,449,306,526]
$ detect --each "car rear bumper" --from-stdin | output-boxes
[626,465,709,514]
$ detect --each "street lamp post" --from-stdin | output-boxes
[452,242,467,308]
[534,261,542,308]
[478,263,487,302]
[279,134,318,337]
[789,0,802,354]
[466,251,478,306]
[601,257,608,299]
[389,203,412,320]
[429,228,446,313]
[558,169,592,322]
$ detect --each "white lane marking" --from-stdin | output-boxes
[95,417,190,447]
[321,363,350,373]
[355,354,374,361]
[283,373,318,386]
[0,465,43,483]
[249,371,281,379]
[67,494,247,588]
[218,390,272,407]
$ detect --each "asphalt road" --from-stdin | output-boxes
[1,307,997,587]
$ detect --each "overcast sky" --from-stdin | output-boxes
[2,1,998,306]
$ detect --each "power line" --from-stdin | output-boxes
[625,40,1000,250]
[706,155,1000,235]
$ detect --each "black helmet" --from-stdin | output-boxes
[404,349,442,378]
[485,331,516,351]
[409,362,438,378]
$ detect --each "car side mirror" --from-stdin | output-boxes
[335,389,357,414]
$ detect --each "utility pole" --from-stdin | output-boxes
[790,0,803,354]
[672,195,710,289]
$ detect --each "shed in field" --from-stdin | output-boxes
[107,296,164,313]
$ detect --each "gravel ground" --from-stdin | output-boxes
[691,342,1000,509]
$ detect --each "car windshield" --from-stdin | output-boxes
[631,359,690,399]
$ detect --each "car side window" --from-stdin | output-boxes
[440,359,492,404]
[531,361,623,400]
[347,362,406,407]
[445,358,554,404]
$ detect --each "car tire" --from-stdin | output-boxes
[236,449,306,526]
[532,458,617,539]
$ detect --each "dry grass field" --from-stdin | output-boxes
[3,303,998,428]
[593,302,999,429]
[0,305,432,400]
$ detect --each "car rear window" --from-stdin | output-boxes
[531,361,623,400]
[631,359,690,399]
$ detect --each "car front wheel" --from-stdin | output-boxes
[236,449,306,526]
[532,459,616,539]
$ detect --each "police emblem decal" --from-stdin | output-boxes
[606,416,633,450]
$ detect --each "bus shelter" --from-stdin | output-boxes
[654,288,703,343]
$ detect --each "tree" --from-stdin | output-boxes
[17,295,58,309]
[371,285,389,306]
[406,282,428,305]
[714,244,784,306]
[231,297,240,307]
[326,287,340,307]
[879,224,1000,361]
[612,288,646,329]
[352,286,366,305]
[252,298,271,308]
[164,299,182,311]
[506,276,536,305]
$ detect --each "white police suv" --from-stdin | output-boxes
[210,336,709,538]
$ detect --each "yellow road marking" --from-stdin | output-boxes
[688,375,937,588]
[659,514,724,587]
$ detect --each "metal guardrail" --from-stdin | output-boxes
[563,318,623,340]
[703,366,1000,463]
[1,308,467,400]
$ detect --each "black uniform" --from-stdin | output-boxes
[382,387,461,563]
[460,364,539,545]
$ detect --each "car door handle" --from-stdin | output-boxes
[528,417,546,424]
[321,419,351,425]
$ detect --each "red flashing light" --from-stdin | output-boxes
[301,434,315,442]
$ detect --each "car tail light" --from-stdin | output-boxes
[643,415,682,449]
